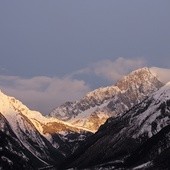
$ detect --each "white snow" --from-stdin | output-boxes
[50,67,163,132]
[150,67,170,83]
[153,81,170,101]
[133,161,152,170]
[70,101,109,122]
[0,89,93,155]
[86,86,120,99]
[133,81,170,138]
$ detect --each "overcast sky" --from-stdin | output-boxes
[0,1,170,114]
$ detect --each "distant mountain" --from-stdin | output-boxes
[0,90,91,169]
[0,67,168,169]
[63,82,170,169]
[50,67,163,131]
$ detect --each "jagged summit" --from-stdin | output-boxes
[84,67,154,100]
[64,81,170,170]
[50,67,163,131]
[116,67,155,90]
[0,68,169,169]
[0,90,91,133]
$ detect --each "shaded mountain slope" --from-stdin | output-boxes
[62,82,170,169]
[0,90,92,169]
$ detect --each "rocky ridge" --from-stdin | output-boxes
[63,82,170,169]
[50,67,163,131]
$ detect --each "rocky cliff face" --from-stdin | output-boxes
[50,67,163,131]
[63,82,170,169]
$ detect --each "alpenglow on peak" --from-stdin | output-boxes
[50,67,164,131]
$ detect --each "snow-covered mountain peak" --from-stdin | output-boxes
[50,67,163,131]
[0,90,91,135]
[0,89,12,104]
[124,67,150,77]
[118,67,150,80]
[0,89,92,164]
[0,90,27,115]
[153,81,170,101]
[85,67,153,99]
[0,90,45,127]
[116,67,158,91]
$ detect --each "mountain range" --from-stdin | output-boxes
[0,67,170,169]
[50,67,163,132]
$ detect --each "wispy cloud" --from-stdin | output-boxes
[71,57,146,82]
[0,75,90,114]
[92,57,146,81]
[0,57,147,114]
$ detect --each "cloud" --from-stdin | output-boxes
[150,67,170,83]
[0,75,90,114]
[71,57,146,82]
[0,57,146,114]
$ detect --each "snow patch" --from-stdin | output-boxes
[133,161,152,170]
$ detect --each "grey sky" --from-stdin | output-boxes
[0,1,170,113]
